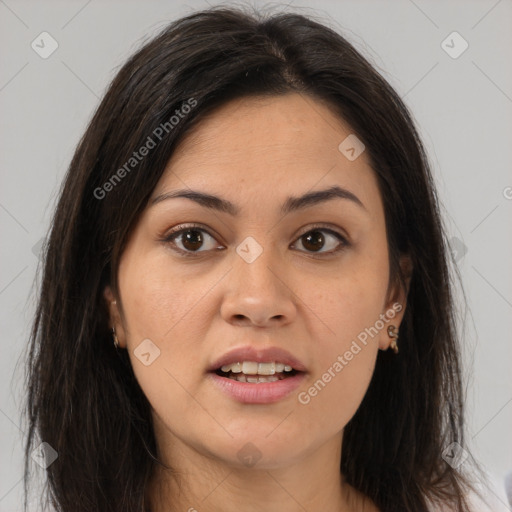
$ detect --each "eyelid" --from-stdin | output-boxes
[291,223,349,254]
[162,223,224,256]
[162,222,349,257]
[163,223,220,241]
[294,222,348,242]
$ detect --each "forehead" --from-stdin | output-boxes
[153,93,380,213]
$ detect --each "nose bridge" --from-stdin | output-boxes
[220,234,296,326]
[235,234,284,290]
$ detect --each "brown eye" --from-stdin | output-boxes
[302,230,325,252]
[181,229,204,251]
[165,226,221,255]
[293,228,347,254]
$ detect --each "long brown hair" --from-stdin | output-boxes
[24,5,488,511]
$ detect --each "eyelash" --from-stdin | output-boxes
[161,223,350,258]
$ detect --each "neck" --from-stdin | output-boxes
[146,419,374,512]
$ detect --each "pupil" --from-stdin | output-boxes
[182,230,203,251]
[303,230,324,252]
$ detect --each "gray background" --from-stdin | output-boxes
[1,0,511,510]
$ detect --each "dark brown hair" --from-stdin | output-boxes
[24,5,488,511]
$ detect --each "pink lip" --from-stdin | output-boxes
[208,371,307,404]
[207,345,308,373]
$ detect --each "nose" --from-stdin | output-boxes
[220,248,297,328]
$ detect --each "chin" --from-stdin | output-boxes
[200,428,310,469]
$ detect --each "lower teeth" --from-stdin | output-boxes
[224,372,288,383]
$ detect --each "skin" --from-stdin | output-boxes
[105,93,411,512]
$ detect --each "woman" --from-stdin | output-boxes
[24,6,491,511]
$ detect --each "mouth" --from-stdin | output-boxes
[208,359,307,404]
[213,361,300,383]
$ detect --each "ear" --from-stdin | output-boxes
[378,254,413,351]
[103,285,126,349]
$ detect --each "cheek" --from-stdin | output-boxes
[118,262,211,437]
[306,253,389,351]
[294,251,387,428]
[296,350,377,441]
[117,250,216,407]
[118,246,213,343]
[296,284,380,436]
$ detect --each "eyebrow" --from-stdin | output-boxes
[150,185,366,215]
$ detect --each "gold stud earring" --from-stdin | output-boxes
[387,325,399,354]
[112,327,120,349]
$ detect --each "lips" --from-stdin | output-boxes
[207,345,308,373]
[208,370,306,404]
[206,345,308,403]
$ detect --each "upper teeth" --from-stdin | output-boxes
[220,361,293,375]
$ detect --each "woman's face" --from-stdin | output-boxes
[106,93,408,469]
